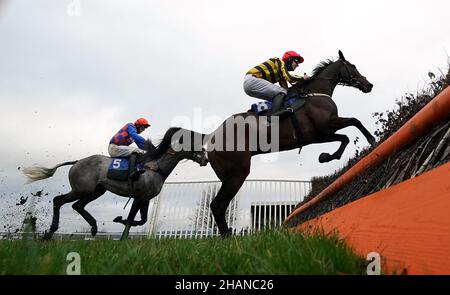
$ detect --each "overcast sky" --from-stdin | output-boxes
[1,0,449,233]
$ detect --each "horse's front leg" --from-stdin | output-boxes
[133,200,150,226]
[329,117,376,146]
[116,199,142,240]
[316,133,350,163]
[211,175,247,238]
[114,200,150,227]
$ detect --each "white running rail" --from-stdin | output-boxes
[147,179,312,239]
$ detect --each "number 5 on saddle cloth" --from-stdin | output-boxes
[107,158,144,181]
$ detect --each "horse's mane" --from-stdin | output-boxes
[310,58,335,78]
[290,58,335,92]
[142,127,182,160]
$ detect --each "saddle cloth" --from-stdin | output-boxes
[107,158,144,181]
[249,91,306,115]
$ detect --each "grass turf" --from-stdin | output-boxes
[0,229,367,275]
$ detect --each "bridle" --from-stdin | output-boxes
[338,60,363,88]
[314,59,363,89]
[156,147,207,178]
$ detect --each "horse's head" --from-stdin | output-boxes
[170,128,208,167]
[184,146,208,167]
[336,50,373,93]
[142,127,208,167]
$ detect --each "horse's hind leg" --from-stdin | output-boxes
[210,176,247,238]
[44,191,81,240]
[71,186,106,237]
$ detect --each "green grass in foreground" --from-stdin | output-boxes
[0,229,367,274]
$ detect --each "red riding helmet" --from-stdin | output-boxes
[134,118,151,127]
[282,51,304,63]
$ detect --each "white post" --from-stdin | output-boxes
[233,189,239,235]
[258,202,262,232]
[199,184,207,238]
[252,202,256,234]
[173,183,184,239]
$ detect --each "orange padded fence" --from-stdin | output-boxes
[297,162,450,274]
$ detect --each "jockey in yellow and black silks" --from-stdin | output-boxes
[244,51,310,120]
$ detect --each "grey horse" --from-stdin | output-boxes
[22,127,208,240]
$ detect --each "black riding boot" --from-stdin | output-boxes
[129,152,145,180]
[268,93,291,123]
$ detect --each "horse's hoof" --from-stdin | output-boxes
[91,226,97,237]
[220,227,233,239]
[49,224,58,233]
[42,232,53,241]
[113,216,123,223]
[319,153,331,163]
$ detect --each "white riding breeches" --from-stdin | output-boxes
[108,144,146,158]
[243,74,287,101]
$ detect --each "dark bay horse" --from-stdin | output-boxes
[22,127,208,239]
[207,50,376,237]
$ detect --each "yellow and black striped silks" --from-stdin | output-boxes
[246,57,303,89]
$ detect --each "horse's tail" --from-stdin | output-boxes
[22,161,78,183]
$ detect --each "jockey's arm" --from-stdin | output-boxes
[127,125,146,149]
[280,62,305,86]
